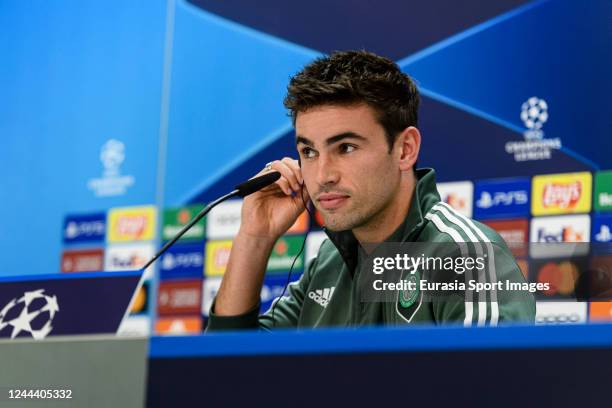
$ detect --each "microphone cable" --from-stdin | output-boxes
[271,182,316,328]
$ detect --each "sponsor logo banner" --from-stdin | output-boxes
[107,206,156,242]
[63,213,106,244]
[105,243,155,274]
[61,249,104,273]
[436,181,473,217]
[531,172,592,216]
[474,178,530,219]
[594,170,612,212]
[260,275,301,313]
[530,215,590,258]
[162,205,205,241]
[286,211,309,235]
[267,236,305,272]
[160,242,204,280]
[535,301,587,325]
[207,200,242,239]
[201,277,222,316]
[531,257,588,298]
[305,231,328,265]
[204,240,232,276]
[483,219,528,258]
[591,214,612,254]
[590,302,612,322]
[155,316,202,335]
[157,279,202,316]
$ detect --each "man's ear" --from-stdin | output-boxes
[396,126,421,171]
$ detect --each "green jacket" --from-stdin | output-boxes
[207,168,535,331]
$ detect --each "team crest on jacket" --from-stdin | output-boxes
[399,270,420,309]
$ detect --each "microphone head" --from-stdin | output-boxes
[235,171,281,197]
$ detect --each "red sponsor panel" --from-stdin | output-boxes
[483,219,528,258]
[61,248,104,273]
[157,279,202,315]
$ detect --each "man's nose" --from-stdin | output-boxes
[315,155,340,187]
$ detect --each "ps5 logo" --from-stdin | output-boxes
[476,190,528,209]
[595,225,612,243]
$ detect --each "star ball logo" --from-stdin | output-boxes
[0,289,59,339]
[520,97,548,140]
[87,139,135,197]
[505,96,561,162]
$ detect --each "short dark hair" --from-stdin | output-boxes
[284,50,420,152]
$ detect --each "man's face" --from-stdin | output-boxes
[296,104,402,232]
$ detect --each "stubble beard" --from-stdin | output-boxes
[320,189,395,233]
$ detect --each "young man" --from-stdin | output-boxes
[207,50,535,330]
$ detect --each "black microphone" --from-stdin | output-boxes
[235,171,280,197]
[142,171,281,270]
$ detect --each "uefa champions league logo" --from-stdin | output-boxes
[505,96,561,162]
[520,96,549,140]
[87,139,135,197]
[0,289,59,340]
[100,139,125,177]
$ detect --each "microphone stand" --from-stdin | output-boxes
[142,190,239,270]
[142,171,281,270]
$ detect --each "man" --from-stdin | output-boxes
[207,50,535,330]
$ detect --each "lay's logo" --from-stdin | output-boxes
[532,173,591,216]
[108,206,157,242]
[205,240,233,276]
[542,182,581,209]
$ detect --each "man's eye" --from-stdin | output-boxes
[302,147,316,158]
[340,144,356,153]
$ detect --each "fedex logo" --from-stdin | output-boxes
[530,215,590,258]
[104,244,155,271]
[530,215,590,243]
[536,226,585,242]
[474,178,530,219]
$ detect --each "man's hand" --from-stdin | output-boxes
[239,157,309,242]
[213,157,309,317]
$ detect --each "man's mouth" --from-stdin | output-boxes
[317,193,350,210]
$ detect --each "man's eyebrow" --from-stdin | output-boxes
[296,132,367,147]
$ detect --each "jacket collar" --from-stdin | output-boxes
[323,168,441,274]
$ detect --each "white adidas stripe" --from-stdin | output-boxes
[437,201,499,325]
[424,211,475,327]
[432,204,488,327]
